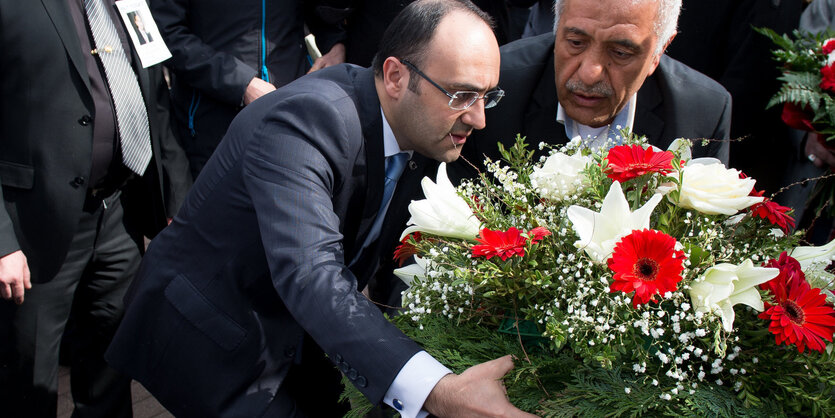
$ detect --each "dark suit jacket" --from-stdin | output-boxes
[453,33,732,179]
[666,0,801,195]
[106,65,429,417]
[0,0,191,283]
[152,0,346,176]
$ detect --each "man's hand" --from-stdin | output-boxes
[805,132,835,169]
[308,43,345,73]
[424,355,539,418]
[0,250,31,305]
[243,77,277,105]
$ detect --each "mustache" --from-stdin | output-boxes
[564,79,614,97]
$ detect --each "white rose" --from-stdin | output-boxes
[400,163,481,241]
[689,260,778,332]
[530,150,591,200]
[675,158,763,215]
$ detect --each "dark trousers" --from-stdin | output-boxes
[0,191,139,418]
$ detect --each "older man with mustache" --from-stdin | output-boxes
[450,0,730,180]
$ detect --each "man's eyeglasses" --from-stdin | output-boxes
[400,59,504,110]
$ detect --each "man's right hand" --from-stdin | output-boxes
[243,77,277,105]
[0,250,31,305]
[805,132,835,169]
[424,355,539,418]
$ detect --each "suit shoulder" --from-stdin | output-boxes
[657,55,730,99]
[277,65,361,104]
[499,33,554,72]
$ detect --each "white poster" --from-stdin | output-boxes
[115,0,171,68]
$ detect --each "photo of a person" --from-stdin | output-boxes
[128,11,153,45]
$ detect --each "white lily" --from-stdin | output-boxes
[689,260,779,332]
[393,256,429,288]
[788,238,835,271]
[567,181,662,263]
[666,137,692,162]
[400,163,481,241]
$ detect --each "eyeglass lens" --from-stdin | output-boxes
[449,90,504,110]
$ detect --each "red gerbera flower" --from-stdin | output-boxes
[393,232,424,266]
[605,144,675,183]
[749,199,796,234]
[472,227,527,261]
[821,63,835,93]
[608,229,685,308]
[758,278,835,353]
[528,226,551,244]
[761,252,805,298]
[823,39,835,55]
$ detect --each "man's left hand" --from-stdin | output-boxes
[308,43,345,73]
[805,132,835,169]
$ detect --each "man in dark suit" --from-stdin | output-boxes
[0,0,191,416]
[151,0,348,179]
[106,1,536,417]
[452,0,731,180]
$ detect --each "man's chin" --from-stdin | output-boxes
[564,107,615,128]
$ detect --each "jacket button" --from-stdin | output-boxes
[78,115,92,126]
[70,176,85,188]
[356,376,368,388]
[346,368,358,380]
[284,347,296,358]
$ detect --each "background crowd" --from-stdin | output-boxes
[0,0,833,417]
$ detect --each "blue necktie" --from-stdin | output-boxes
[349,152,409,267]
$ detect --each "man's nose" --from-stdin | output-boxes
[461,99,487,130]
[576,50,606,86]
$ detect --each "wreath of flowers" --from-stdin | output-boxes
[341,134,835,417]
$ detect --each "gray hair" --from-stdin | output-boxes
[552,0,681,56]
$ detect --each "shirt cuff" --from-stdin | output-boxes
[383,351,452,418]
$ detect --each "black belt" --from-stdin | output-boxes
[86,173,133,201]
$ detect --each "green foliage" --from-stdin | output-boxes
[756,26,835,142]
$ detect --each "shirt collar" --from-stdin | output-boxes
[556,93,637,148]
[381,107,413,158]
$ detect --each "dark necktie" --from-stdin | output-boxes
[83,0,153,175]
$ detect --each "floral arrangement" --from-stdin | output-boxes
[343,134,835,417]
[757,26,835,234]
[756,27,835,142]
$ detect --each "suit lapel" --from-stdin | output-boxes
[525,48,568,145]
[635,71,665,143]
[350,69,386,260]
[40,0,92,95]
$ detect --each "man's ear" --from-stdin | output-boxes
[381,57,408,100]
[647,31,676,76]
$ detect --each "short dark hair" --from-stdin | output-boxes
[371,0,494,91]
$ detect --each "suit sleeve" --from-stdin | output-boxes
[242,91,422,404]
[148,64,192,216]
[304,1,347,57]
[0,186,21,258]
[150,0,257,105]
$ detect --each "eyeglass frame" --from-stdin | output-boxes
[399,59,504,110]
